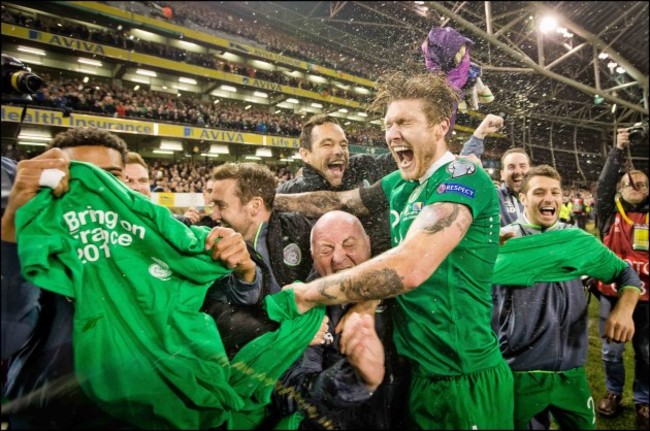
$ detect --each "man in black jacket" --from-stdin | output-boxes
[201,162,316,358]
[277,114,396,256]
[268,210,408,429]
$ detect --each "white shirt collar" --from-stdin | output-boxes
[419,151,455,184]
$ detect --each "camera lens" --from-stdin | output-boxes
[627,125,648,143]
[11,70,44,94]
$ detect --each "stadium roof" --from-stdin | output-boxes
[222,1,649,176]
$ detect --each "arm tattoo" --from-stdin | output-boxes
[341,196,369,217]
[313,268,404,302]
[421,203,471,236]
[275,191,342,217]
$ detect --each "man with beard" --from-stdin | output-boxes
[498,147,531,227]
[279,71,515,429]
[201,162,315,358]
[279,114,508,251]
[594,128,649,429]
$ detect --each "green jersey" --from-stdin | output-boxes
[381,153,502,377]
[15,161,324,429]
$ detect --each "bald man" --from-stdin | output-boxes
[269,211,407,430]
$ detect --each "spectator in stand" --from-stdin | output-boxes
[594,128,649,430]
[559,195,573,224]
[571,192,588,230]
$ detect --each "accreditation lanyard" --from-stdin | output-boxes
[615,197,649,251]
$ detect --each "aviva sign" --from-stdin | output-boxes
[2,106,300,149]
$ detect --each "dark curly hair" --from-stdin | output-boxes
[48,127,129,164]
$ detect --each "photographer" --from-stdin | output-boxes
[594,127,649,430]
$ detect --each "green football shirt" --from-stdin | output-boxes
[381,155,503,377]
[15,161,324,429]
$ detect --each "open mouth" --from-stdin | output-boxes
[327,160,345,175]
[540,206,556,216]
[393,146,414,169]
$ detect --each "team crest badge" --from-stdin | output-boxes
[283,243,302,267]
[149,257,172,281]
[446,160,476,178]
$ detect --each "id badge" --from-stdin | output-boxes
[632,224,649,251]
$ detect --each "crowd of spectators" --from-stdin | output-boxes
[1,6,371,103]
[146,159,294,194]
[23,72,386,147]
[135,1,387,80]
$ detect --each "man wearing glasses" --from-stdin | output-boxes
[594,127,649,430]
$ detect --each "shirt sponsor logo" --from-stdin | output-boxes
[446,160,476,178]
[283,243,302,267]
[438,182,476,198]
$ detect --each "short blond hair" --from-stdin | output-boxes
[125,152,148,169]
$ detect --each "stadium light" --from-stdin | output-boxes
[78,58,102,67]
[160,140,183,151]
[17,46,46,56]
[539,16,558,34]
[255,148,273,158]
[209,144,229,154]
[136,69,157,77]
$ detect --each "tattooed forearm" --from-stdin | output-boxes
[312,268,404,303]
[341,195,369,217]
[275,192,341,217]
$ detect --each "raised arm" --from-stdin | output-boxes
[596,128,628,235]
[288,202,473,313]
[460,114,504,159]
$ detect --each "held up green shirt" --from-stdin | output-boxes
[493,227,632,286]
[381,155,503,377]
[15,161,324,429]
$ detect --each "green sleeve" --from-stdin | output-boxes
[425,161,494,219]
[493,228,629,285]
